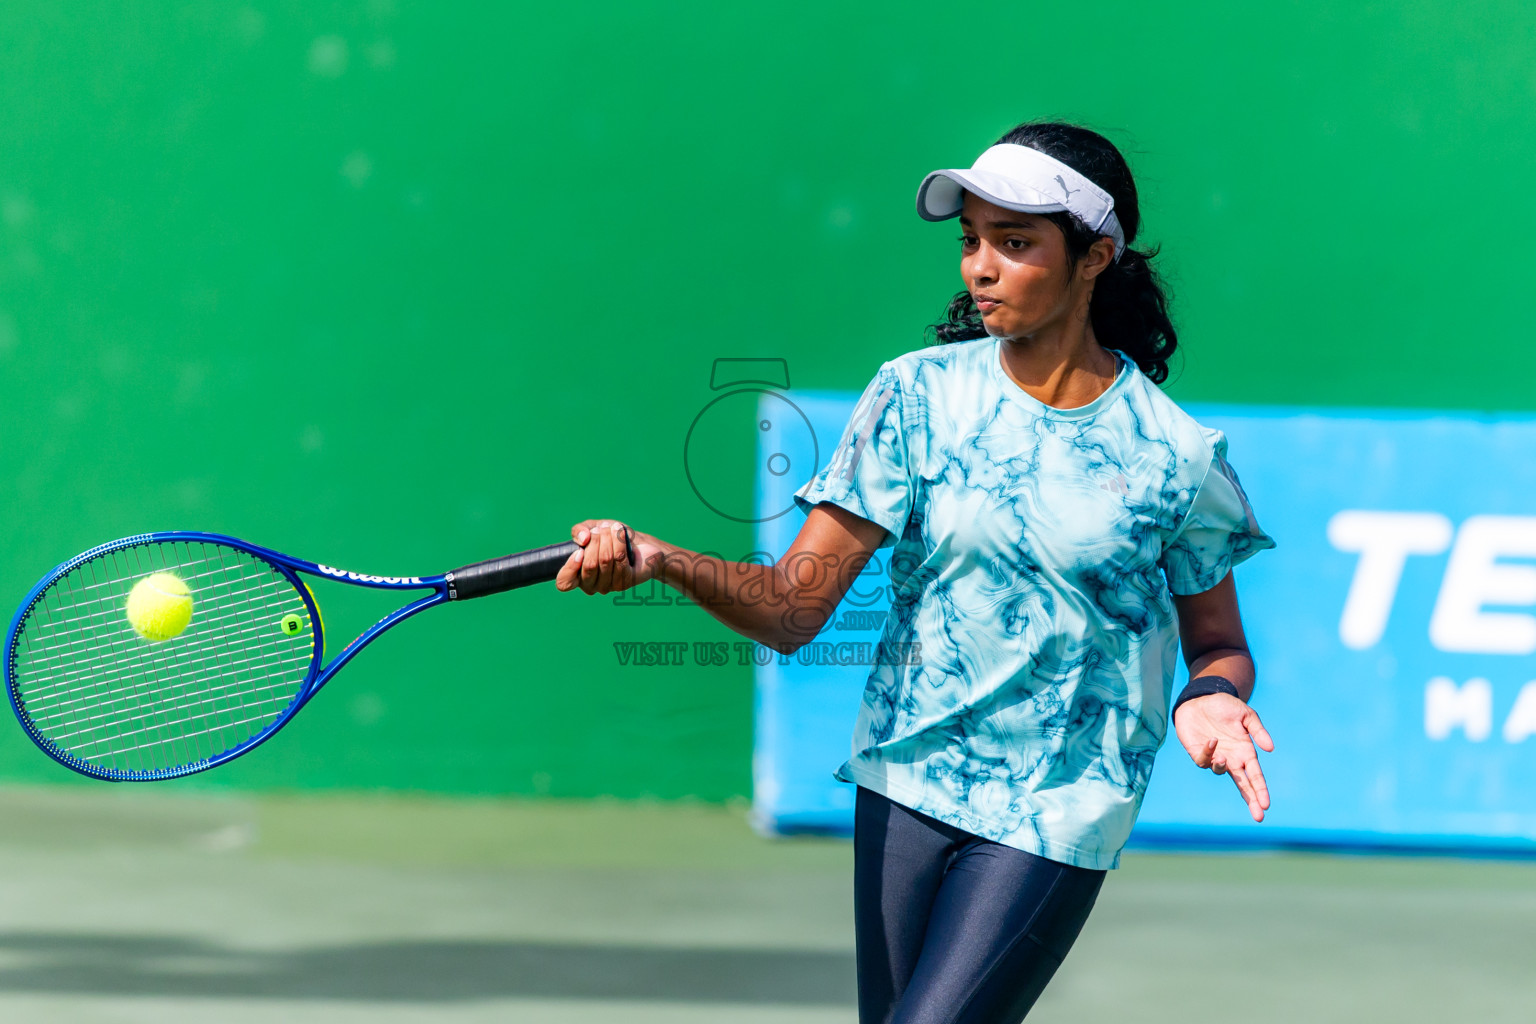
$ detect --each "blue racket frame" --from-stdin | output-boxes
[5,531,453,782]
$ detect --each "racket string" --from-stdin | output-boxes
[22,575,304,657]
[28,648,314,730]
[97,706,306,760]
[12,540,318,775]
[48,676,305,746]
[25,558,293,601]
[23,583,307,693]
[23,557,298,717]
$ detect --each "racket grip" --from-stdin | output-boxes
[447,542,581,600]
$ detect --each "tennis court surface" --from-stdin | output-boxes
[0,785,1531,1022]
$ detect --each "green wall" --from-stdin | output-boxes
[1,2,1533,798]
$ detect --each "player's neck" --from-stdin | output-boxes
[996,318,1117,410]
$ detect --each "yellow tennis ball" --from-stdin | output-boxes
[126,572,194,642]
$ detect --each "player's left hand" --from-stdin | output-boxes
[1173,693,1274,822]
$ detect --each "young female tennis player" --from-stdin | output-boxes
[557,120,1275,1023]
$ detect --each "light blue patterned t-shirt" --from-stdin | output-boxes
[795,338,1274,869]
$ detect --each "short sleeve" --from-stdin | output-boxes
[795,364,913,545]
[1160,434,1275,596]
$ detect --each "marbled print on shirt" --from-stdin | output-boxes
[796,338,1273,869]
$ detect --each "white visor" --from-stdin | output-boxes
[916,143,1126,260]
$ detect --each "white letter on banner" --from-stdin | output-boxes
[1502,683,1536,743]
[1327,511,1453,649]
[1424,677,1492,741]
[1429,516,1536,655]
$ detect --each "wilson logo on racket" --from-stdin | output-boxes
[316,565,425,586]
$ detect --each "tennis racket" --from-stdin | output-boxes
[4,531,612,782]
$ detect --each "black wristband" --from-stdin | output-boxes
[1172,675,1241,721]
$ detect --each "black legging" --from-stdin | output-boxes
[854,787,1106,1024]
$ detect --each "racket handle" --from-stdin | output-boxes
[445,530,635,600]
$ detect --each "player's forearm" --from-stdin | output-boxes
[648,539,837,652]
[1186,647,1256,701]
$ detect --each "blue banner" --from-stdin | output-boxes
[754,396,1536,853]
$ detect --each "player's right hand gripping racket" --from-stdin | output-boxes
[5,532,610,782]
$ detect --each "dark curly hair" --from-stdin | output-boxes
[928,121,1177,385]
